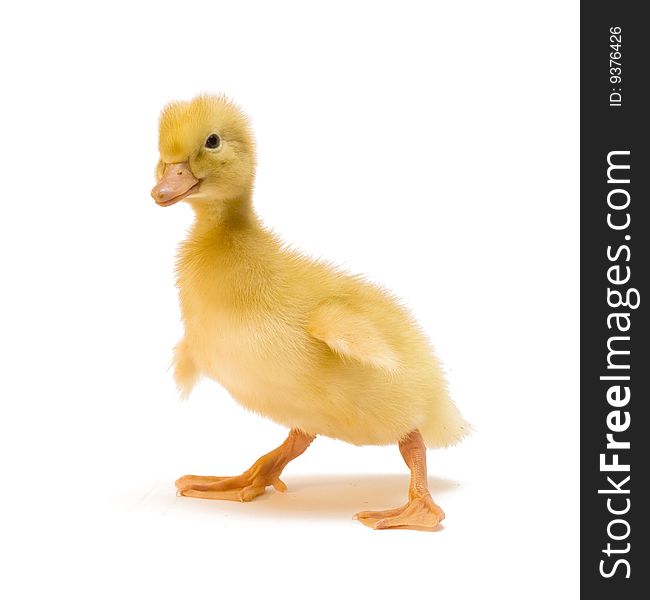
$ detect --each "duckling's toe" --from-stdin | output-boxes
[175,474,228,489]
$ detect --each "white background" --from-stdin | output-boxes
[0,1,579,598]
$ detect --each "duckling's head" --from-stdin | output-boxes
[151,94,255,208]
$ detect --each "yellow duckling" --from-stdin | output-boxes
[151,94,469,530]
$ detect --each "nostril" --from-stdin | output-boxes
[177,171,183,176]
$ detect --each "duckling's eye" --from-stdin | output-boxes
[205,134,221,149]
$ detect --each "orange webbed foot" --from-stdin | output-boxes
[354,493,445,531]
[175,430,314,503]
[175,472,287,502]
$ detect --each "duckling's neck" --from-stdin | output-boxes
[188,192,260,236]
[178,192,279,308]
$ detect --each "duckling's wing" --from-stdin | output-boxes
[307,299,400,373]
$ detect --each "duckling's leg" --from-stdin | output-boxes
[175,429,315,502]
[354,430,445,531]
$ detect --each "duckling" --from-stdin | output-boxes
[151,94,470,531]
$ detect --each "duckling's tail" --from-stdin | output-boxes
[419,399,472,449]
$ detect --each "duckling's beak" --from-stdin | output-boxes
[151,162,200,207]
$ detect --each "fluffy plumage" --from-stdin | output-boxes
[156,94,469,448]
